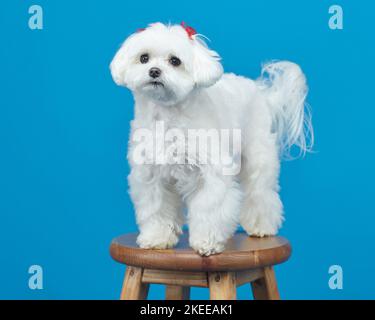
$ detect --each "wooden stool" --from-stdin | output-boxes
[110,232,291,300]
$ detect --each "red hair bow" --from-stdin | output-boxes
[181,21,196,39]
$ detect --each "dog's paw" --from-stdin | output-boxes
[137,233,179,249]
[189,238,225,256]
[247,223,278,238]
[242,213,280,237]
[240,191,283,238]
[137,225,180,249]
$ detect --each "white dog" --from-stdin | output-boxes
[110,22,313,256]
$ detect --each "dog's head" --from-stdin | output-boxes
[110,22,223,105]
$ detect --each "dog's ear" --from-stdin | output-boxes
[192,38,223,87]
[110,37,133,86]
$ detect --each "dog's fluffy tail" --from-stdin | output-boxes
[257,61,313,158]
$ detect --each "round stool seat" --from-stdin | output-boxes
[110,232,291,272]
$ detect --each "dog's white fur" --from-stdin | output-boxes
[110,23,313,256]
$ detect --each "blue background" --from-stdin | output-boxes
[1,0,374,299]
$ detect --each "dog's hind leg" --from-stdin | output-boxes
[239,110,284,237]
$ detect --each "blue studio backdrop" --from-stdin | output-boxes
[1,0,374,299]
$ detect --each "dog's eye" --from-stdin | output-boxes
[140,54,149,64]
[169,56,181,67]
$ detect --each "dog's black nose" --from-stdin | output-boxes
[149,67,161,78]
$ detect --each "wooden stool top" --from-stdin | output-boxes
[110,232,291,272]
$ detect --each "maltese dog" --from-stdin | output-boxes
[110,22,313,256]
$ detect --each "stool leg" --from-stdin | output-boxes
[120,266,149,300]
[208,272,236,300]
[251,266,280,300]
[165,285,190,300]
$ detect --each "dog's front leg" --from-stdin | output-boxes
[186,170,242,256]
[128,166,183,249]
